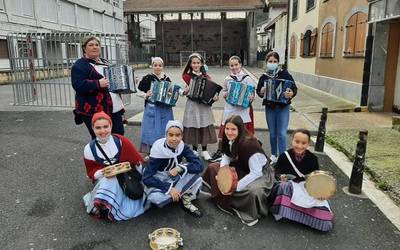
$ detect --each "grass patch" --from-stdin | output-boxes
[327,128,400,205]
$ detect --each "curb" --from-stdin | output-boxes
[317,137,400,231]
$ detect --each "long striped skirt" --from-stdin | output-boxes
[83,177,147,221]
[270,181,333,231]
[144,171,202,208]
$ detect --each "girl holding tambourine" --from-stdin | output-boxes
[203,115,274,226]
[269,129,334,231]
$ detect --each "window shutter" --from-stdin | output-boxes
[321,25,327,56]
[310,28,317,56]
[355,12,367,55]
[300,33,304,57]
[345,14,357,55]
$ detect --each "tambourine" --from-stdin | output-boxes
[148,228,183,250]
[305,170,336,200]
[216,166,238,195]
[103,162,131,178]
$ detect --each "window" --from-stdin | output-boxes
[306,0,315,11]
[0,39,9,59]
[300,28,317,57]
[17,40,38,58]
[290,34,297,58]
[344,12,367,57]
[0,0,5,11]
[320,22,334,57]
[292,0,298,21]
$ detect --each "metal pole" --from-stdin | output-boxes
[315,107,328,152]
[349,130,368,194]
[220,12,223,67]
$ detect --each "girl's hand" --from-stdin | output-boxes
[249,94,255,102]
[169,187,181,202]
[99,78,109,88]
[222,91,228,99]
[145,90,153,98]
[182,86,189,95]
[260,86,266,96]
[169,168,179,177]
[284,88,293,99]
[212,95,219,102]
[94,169,104,180]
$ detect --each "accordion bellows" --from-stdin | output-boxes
[226,81,255,108]
[103,65,137,94]
[148,80,181,106]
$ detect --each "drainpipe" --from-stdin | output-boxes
[284,0,290,70]
[360,23,374,107]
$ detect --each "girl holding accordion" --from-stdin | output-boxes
[182,53,218,161]
[138,57,174,156]
[210,55,256,162]
[256,51,297,164]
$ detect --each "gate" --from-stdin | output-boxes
[7,32,130,107]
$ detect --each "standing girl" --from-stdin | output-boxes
[256,51,297,163]
[182,53,218,160]
[211,56,256,162]
[138,57,173,155]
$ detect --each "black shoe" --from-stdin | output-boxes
[209,149,223,162]
[182,205,203,218]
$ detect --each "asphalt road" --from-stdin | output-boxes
[1,111,400,250]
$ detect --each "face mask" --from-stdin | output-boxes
[266,63,279,71]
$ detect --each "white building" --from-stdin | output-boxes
[0,0,124,71]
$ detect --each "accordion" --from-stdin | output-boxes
[103,65,137,94]
[187,76,222,106]
[226,81,255,108]
[264,79,294,104]
[148,80,181,106]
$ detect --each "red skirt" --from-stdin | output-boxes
[218,105,255,138]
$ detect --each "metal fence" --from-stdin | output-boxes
[7,32,130,107]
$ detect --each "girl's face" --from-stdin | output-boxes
[292,132,310,155]
[84,39,101,59]
[93,119,112,141]
[190,57,203,73]
[166,127,183,149]
[266,56,279,64]
[225,122,239,141]
[152,61,163,75]
[229,59,241,74]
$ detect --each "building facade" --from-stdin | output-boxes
[0,0,124,72]
[287,0,369,104]
[367,0,400,112]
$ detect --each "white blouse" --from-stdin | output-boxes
[220,152,267,192]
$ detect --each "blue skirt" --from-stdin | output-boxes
[140,103,173,147]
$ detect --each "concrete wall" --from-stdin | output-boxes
[368,22,389,111]
[155,18,247,65]
[316,0,367,83]
[287,0,319,74]
[290,70,361,103]
[273,13,287,64]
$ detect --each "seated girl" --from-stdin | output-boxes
[270,129,333,231]
[142,120,204,218]
[82,111,146,221]
[203,115,274,226]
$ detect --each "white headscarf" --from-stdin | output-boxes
[165,120,183,133]
[151,57,164,65]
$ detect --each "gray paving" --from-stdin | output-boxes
[1,111,399,249]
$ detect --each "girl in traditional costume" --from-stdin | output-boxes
[82,111,146,221]
[203,115,274,226]
[270,129,333,231]
[210,56,256,162]
[142,120,204,217]
[182,53,218,160]
[138,57,174,155]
